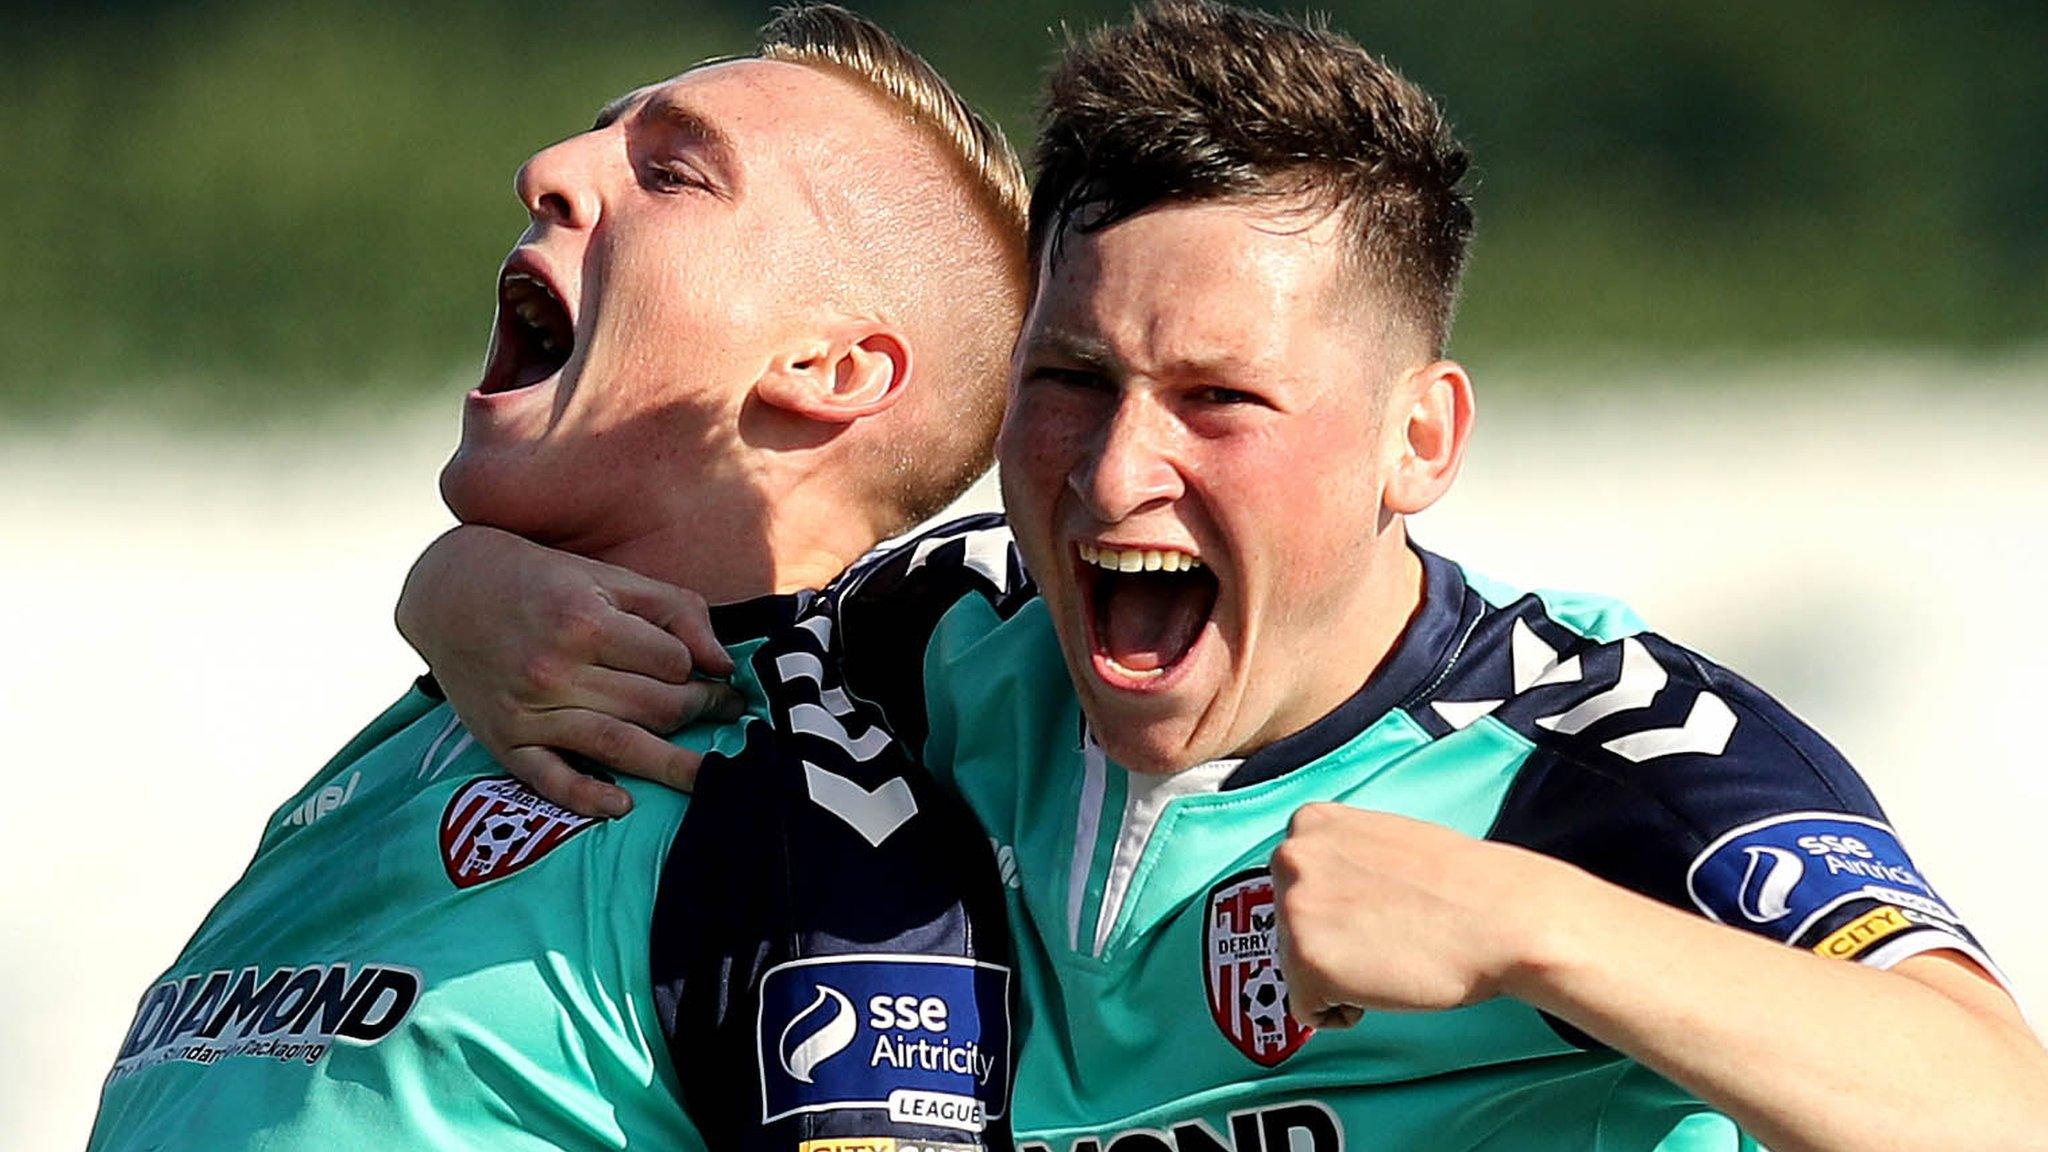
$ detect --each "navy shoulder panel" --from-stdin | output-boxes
[1468,627,1986,973]
[651,613,1016,1152]
[827,514,1033,751]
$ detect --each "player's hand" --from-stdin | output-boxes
[1269,804,1569,1027]
[395,525,740,816]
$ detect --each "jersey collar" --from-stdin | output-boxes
[707,590,815,646]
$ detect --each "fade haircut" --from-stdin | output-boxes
[761,6,1027,239]
[1032,0,1474,355]
[760,4,1030,530]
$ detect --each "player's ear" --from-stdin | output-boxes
[754,326,912,425]
[1383,359,1474,516]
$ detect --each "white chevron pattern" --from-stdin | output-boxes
[1537,637,1667,735]
[1603,691,1738,762]
[905,525,1013,594]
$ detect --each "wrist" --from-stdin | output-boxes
[1491,849,1603,1008]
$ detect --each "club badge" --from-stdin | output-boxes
[1203,869,1312,1066]
[440,775,598,888]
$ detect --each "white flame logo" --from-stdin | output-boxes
[778,984,857,1084]
[1736,845,1805,922]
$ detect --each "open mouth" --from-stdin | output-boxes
[1076,542,1219,685]
[477,267,575,395]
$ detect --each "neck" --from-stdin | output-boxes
[1253,527,1426,752]
[572,480,885,606]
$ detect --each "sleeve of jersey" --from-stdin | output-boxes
[823,513,1031,755]
[1488,633,2000,987]
[649,614,1018,1152]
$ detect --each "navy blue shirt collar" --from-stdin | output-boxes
[707,590,813,646]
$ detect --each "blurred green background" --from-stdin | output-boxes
[5,0,2044,421]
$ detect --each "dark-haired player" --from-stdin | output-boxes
[401,3,2048,1150]
[89,9,1027,1151]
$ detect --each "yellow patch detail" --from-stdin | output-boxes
[1813,905,1913,960]
[801,1140,897,1152]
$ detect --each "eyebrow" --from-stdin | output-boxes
[1024,328,1251,385]
[1022,329,1123,377]
[638,98,739,176]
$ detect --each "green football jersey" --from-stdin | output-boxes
[90,588,1019,1152]
[814,516,1993,1152]
[86,669,750,1152]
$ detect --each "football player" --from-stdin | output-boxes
[89,8,1027,1151]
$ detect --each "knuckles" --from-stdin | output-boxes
[536,584,608,655]
[672,585,708,619]
[514,653,571,702]
[1287,801,1347,838]
[1269,838,1311,885]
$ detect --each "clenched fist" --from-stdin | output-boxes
[1269,803,1580,1028]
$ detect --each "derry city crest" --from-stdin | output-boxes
[440,775,598,888]
[1203,869,1313,1066]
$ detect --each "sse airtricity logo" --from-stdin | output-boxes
[1688,812,1957,940]
[758,955,1011,1132]
[781,985,859,1083]
[1735,845,1805,922]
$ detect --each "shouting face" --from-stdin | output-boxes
[441,59,868,552]
[1000,198,1467,773]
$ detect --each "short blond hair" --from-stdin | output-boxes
[760,4,1029,530]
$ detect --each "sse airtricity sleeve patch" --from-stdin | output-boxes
[1685,812,1967,962]
[1485,631,2002,987]
[759,955,1012,1134]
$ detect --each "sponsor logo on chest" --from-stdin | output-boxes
[108,961,421,1084]
[440,774,599,888]
[1021,1101,1344,1152]
[1204,871,1312,1067]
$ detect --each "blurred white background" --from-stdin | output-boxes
[6,356,2045,1150]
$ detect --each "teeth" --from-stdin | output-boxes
[502,273,565,312]
[1102,657,1166,681]
[502,270,571,356]
[504,272,556,299]
[1077,543,1202,573]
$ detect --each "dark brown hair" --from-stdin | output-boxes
[1032,1,1474,352]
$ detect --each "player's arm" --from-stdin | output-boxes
[396,516,1021,813]
[1513,863,2043,1151]
[1275,807,2048,1152]
[394,524,740,814]
[1273,638,2048,1151]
